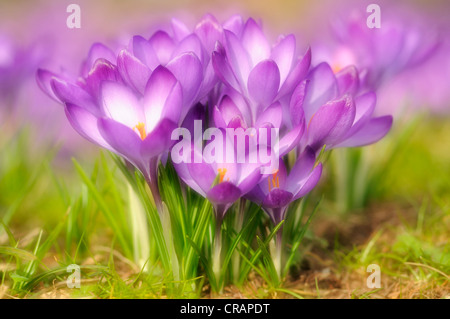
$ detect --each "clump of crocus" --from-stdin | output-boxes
[36,14,394,288]
[37,22,210,209]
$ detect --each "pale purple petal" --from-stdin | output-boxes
[188,160,217,194]
[247,59,280,106]
[85,58,122,99]
[241,18,271,66]
[171,18,191,41]
[224,30,251,87]
[289,81,307,127]
[97,117,143,167]
[271,34,296,86]
[335,65,359,95]
[286,147,316,193]
[51,78,100,116]
[130,35,159,70]
[143,66,178,131]
[141,119,177,158]
[303,62,338,122]
[101,81,143,128]
[277,48,311,99]
[81,43,116,77]
[293,163,322,200]
[65,103,111,150]
[148,31,176,65]
[194,14,224,55]
[166,52,202,108]
[255,101,282,128]
[212,45,241,92]
[117,49,152,95]
[307,95,355,150]
[335,115,393,148]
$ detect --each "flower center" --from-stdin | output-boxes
[268,169,279,191]
[134,122,147,140]
[218,168,228,183]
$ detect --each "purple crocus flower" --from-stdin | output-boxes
[313,5,440,91]
[212,89,305,158]
[212,17,311,124]
[246,148,322,226]
[120,14,237,119]
[0,34,45,112]
[173,140,263,222]
[292,62,393,153]
[37,39,197,210]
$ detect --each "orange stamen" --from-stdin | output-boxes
[218,168,227,183]
[332,64,342,74]
[134,122,147,140]
[268,169,279,191]
[307,113,316,131]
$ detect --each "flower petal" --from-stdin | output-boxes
[65,103,110,150]
[97,117,143,168]
[241,18,271,66]
[335,65,359,95]
[307,95,355,150]
[130,35,159,70]
[141,118,178,159]
[263,189,293,209]
[224,30,251,87]
[85,58,122,99]
[255,101,282,129]
[293,163,322,200]
[101,81,143,128]
[117,49,152,95]
[277,47,311,99]
[166,52,202,108]
[36,69,62,102]
[247,59,280,106]
[51,78,100,116]
[207,182,241,206]
[188,160,218,194]
[286,147,316,193]
[289,81,307,127]
[81,43,116,77]
[271,34,296,86]
[194,14,224,55]
[143,66,178,131]
[212,46,241,92]
[148,31,175,65]
[335,115,393,148]
[171,18,191,41]
[303,62,338,122]
[223,15,244,36]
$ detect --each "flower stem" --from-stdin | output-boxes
[232,199,245,283]
[147,158,163,212]
[274,230,283,281]
[212,219,222,289]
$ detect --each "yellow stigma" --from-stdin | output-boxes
[268,169,279,191]
[307,113,316,131]
[218,168,228,183]
[134,122,147,140]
